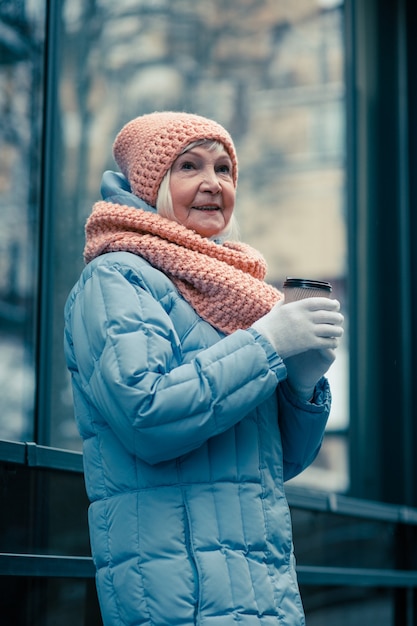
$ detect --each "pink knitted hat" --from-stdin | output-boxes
[113,111,238,207]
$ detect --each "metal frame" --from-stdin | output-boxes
[36,0,62,446]
[0,554,94,578]
[298,566,417,588]
[346,0,417,506]
[0,439,82,472]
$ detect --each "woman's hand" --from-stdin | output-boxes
[251,297,344,359]
[284,348,336,401]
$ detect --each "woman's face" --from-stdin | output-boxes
[169,144,236,238]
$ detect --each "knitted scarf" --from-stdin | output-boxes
[84,201,282,335]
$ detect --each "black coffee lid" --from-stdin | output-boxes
[283,277,332,292]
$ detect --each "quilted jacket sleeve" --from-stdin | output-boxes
[64,256,287,465]
[277,378,331,481]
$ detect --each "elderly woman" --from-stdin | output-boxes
[64,111,343,626]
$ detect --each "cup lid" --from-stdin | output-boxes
[283,277,332,292]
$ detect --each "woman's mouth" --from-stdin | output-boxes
[192,205,220,211]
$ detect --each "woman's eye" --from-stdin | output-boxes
[217,164,231,174]
[181,161,194,170]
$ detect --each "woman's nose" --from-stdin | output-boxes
[200,169,221,192]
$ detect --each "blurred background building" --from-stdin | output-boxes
[0,0,416,624]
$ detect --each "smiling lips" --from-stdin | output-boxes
[192,205,221,211]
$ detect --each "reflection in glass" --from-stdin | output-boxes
[293,505,408,624]
[0,465,91,556]
[2,576,102,626]
[0,1,46,442]
[54,0,348,492]
[301,586,394,625]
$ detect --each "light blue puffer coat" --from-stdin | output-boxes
[64,247,331,626]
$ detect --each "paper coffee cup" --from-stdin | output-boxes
[283,278,332,303]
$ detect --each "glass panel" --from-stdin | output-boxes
[301,586,395,625]
[293,507,416,625]
[1,577,102,626]
[291,508,400,570]
[52,0,349,493]
[0,464,90,556]
[0,0,46,442]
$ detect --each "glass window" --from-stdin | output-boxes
[292,505,415,625]
[52,0,349,493]
[0,464,91,556]
[0,1,46,442]
[301,586,394,625]
[1,576,101,626]
[292,508,399,571]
